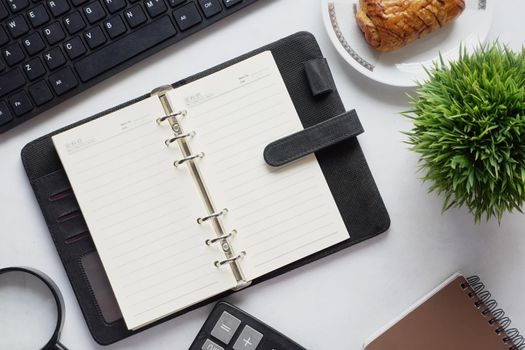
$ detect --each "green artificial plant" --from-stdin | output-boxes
[404,43,525,222]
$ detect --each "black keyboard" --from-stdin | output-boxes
[0,0,259,134]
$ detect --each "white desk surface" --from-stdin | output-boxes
[1,0,524,349]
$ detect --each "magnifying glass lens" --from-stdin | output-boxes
[0,271,59,350]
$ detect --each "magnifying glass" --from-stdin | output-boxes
[0,267,69,350]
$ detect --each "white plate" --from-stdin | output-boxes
[322,0,495,87]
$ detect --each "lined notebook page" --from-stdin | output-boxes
[52,97,237,330]
[167,51,349,281]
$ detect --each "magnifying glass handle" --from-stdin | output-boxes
[53,342,69,350]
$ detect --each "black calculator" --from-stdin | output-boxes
[190,302,307,350]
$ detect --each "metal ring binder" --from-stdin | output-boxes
[197,208,228,224]
[206,230,237,246]
[165,131,196,146]
[152,86,250,290]
[156,110,187,124]
[463,276,525,349]
[215,251,246,268]
[174,153,205,167]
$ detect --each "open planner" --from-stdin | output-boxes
[23,32,389,344]
[52,52,350,330]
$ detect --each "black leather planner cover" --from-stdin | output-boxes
[21,32,390,345]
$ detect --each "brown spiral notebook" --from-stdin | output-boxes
[364,273,524,350]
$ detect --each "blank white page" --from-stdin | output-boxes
[167,51,350,281]
[52,97,237,330]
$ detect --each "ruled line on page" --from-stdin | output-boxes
[133,280,219,318]
[242,211,331,249]
[253,232,339,269]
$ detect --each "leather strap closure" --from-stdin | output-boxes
[264,110,364,167]
[303,58,335,96]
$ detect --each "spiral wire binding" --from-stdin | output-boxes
[464,276,525,350]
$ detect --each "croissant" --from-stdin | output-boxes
[355,0,465,52]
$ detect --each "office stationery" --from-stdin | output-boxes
[0,267,68,350]
[364,273,525,350]
[22,32,390,344]
[52,51,351,330]
[190,301,307,350]
[321,0,495,86]
[0,0,260,134]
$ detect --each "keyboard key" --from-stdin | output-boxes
[210,311,241,344]
[232,326,263,350]
[102,0,126,14]
[64,36,86,59]
[7,0,29,13]
[0,69,25,97]
[43,47,66,70]
[29,80,54,106]
[75,16,177,82]
[84,1,106,23]
[71,0,89,5]
[145,0,167,18]
[0,59,5,72]
[47,0,70,17]
[0,101,13,126]
[104,16,127,38]
[0,3,8,20]
[27,5,51,27]
[43,22,66,45]
[22,32,46,56]
[64,11,86,34]
[223,0,242,8]
[124,6,147,28]
[9,91,33,116]
[2,43,25,66]
[0,27,9,46]
[49,67,78,95]
[201,339,224,350]
[173,3,201,31]
[84,26,106,49]
[199,0,222,18]
[168,0,186,7]
[6,15,30,38]
[23,57,46,80]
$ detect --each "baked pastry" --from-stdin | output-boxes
[355,0,465,52]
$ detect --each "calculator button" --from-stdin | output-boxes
[211,311,241,345]
[202,339,224,350]
[233,325,263,350]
